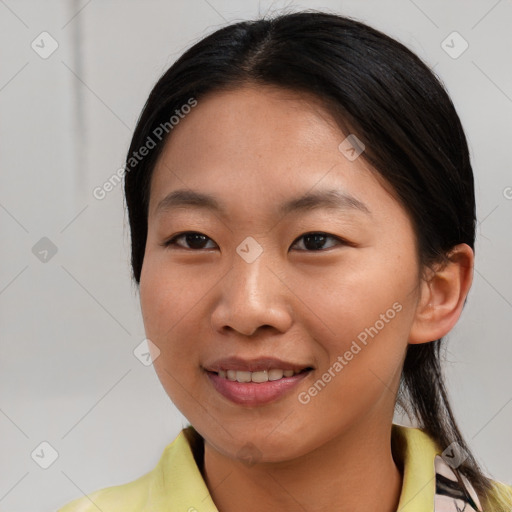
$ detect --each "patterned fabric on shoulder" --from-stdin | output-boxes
[434,455,482,512]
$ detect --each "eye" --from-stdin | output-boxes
[161,231,217,250]
[291,232,346,252]
[161,231,347,252]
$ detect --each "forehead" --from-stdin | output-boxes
[147,85,398,221]
[160,85,342,158]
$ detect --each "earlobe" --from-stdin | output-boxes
[408,243,474,345]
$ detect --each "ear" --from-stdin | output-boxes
[409,243,474,345]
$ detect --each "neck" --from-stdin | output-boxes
[202,418,403,512]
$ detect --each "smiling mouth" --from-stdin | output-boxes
[208,368,313,383]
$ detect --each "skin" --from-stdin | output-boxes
[139,85,474,512]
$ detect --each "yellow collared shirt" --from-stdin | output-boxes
[58,424,510,512]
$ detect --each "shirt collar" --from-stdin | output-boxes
[393,423,441,512]
[148,428,218,512]
[149,424,466,512]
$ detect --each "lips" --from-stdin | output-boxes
[204,356,314,406]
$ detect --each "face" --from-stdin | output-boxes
[139,85,423,463]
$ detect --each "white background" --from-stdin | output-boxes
[0,1,511,510]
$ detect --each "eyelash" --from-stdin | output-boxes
[161,231,349,252]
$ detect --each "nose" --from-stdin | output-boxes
[210,249,294,337]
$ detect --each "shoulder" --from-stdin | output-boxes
[492,479,512,497]
[57,429,202,512]
[488,479,512,511]
[392,424,512,512]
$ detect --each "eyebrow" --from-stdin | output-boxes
[154,188,371,218]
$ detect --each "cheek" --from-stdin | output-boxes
[140,252,201,336]
[139,250,230,391]
[299,257,412,342]
[297,281,412,429]
[296,248,418,397]
[139,257,205,411]
[139,254,200,371]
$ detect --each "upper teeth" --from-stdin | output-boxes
[219,369,299,383]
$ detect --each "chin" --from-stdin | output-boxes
[206,427,315,465]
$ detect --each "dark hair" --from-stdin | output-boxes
[123,9,508,509]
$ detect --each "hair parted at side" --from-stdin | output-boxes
[123,9,510,510]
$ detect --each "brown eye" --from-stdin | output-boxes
[291,232,345,251]
[162,232,217,250]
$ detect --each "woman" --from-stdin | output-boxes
[59,10,512,512]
